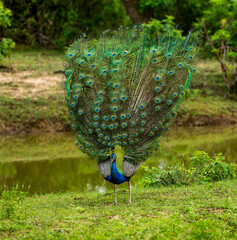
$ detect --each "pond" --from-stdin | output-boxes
[0,125,236,194]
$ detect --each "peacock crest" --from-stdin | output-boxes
[64,26,198,165]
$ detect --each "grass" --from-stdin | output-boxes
[0,49,236,134]
[0,94,69,134]
[0,179,237,239]
[4,48,63,74]
[180,95,237,117]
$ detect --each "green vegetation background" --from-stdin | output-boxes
[0,0,237,133]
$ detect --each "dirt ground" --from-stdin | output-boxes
[0,70,63,99]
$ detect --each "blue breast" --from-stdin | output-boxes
[105,161,130,184]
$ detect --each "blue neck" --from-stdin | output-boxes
[105,156,130,184]
[111,161,120,179]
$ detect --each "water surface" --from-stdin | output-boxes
[0,125,236,194]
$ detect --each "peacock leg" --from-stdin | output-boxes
[114,184,117,204]
[128,180,131,204]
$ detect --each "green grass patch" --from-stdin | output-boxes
[180,95,237,117]
[0,94,70,134]
[5,48,63,74]
[0,180,236,239]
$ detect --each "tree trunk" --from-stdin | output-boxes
[220,60,231,92]
[122,0,146,25]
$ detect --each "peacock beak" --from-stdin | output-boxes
[111,158,115,164]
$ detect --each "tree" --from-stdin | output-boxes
[200,0,237,93]
[122,0,147,24]
[4,0,131,48]
[125,0,208,34]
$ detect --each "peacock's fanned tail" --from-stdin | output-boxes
[64,27,198,164]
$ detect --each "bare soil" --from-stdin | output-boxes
[0,70,63,99]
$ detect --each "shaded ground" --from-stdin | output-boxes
[0,49,236,134]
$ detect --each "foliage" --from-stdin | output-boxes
[0,1,15,62]
[142,151,237,188]
[190,151,237,181]
[196,0,237,93]
[1,187,28,219]
[0,1,12,27]
[138,0,208,34]
[4,0,130,48]
[143,16,183,40]
[2,0,211,48]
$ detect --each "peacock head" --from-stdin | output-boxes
[110,147,116,163]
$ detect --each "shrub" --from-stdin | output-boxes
[141,151,237,188]
[0,1,15,63]
[143,16,183,40]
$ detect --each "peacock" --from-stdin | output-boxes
[64,26,198,204]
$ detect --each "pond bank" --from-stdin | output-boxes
[0,94,236,135]
[0,179,236,239]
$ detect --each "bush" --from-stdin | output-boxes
[141,151,237,188]
[0,1,15,63]
[143,16,183,40]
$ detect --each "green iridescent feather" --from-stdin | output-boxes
[64,26,199,164]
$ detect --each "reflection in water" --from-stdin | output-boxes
[0,125,236,194]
